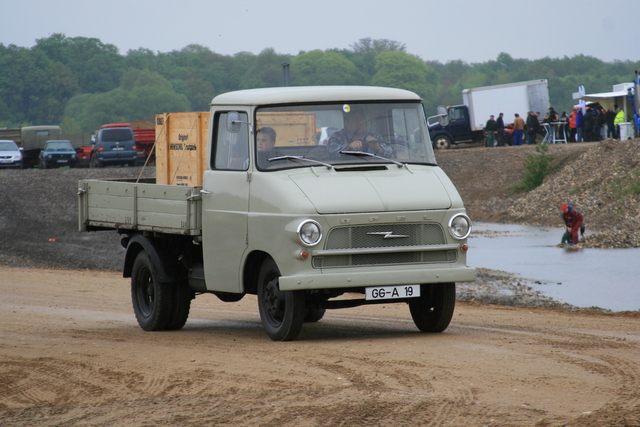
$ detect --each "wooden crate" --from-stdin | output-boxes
[155,112,209,186]
[256,112,316,147]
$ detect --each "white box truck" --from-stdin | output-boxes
[429,79,550,149]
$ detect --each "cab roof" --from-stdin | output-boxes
[210,86,421,106]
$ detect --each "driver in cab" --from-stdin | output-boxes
[328,105,392,160]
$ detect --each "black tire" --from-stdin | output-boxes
[408,283,456,333]
[433,135,452,150]
[90,154,102,168]
[257,258,306,341]
[131,252,173,331]
[304,307,326,323]
[164,279,193,331]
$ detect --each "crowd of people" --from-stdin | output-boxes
[484,104,627,147]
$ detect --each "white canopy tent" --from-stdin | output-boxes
[575,83,634,120]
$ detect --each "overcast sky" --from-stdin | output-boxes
[1,0,638,64]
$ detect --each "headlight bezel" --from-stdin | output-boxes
[448,213,472,240]
[297,219,322,247]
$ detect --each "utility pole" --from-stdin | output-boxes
[282,62,290,87]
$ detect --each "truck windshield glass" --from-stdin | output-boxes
[255,102,436,170]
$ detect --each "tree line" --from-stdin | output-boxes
[1,33,639,133]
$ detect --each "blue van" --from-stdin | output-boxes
[90,127,138,168]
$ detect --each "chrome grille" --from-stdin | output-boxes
[313,223,456,268]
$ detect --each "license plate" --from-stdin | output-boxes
[365,285,420,300]
[112,147,124,151]
[56,159,68,163]
[0,159,10,163]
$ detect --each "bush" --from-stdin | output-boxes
[511,144,560,193]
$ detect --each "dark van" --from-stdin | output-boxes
[90,127,138,168]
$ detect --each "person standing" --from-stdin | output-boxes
[485,115,497,147]
[595,106,605,141]
[582,107,595,142]
[526,111,538,145]
[512,113,525,146]
[568,108,578,142]
[496,112,505,146]
[575,107,584,142]
[614,105,625,139]
[605,106,617,138]
[560,204,584,245]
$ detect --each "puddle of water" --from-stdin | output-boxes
[467,222,640,312]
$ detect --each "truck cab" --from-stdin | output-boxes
[429,105,482,149]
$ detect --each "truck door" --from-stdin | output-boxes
[201,111,250,293]
[446,106,472,140]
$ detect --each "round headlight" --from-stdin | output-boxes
[297,220,322,246]
[448,214,471,240]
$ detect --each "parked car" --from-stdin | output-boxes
[39,140,78,169]
[90,127,138,168]
[0,140,24,169]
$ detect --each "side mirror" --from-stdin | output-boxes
[427,106,450,127]
[436,105,449,126]
[227,111,249,133]
[226,112,242,133]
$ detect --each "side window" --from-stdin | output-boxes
[212,112,249,171]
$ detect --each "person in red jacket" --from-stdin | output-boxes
[560,204,584,245]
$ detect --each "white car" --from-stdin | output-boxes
[0,140,23,169]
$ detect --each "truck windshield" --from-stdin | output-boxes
[255,102,436,170]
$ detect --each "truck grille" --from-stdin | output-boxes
[312,223,457,268]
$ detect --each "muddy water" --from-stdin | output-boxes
[467,223,640,312]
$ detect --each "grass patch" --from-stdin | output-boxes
[510,144,561,193]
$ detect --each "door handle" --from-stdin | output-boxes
[200,189,212,195]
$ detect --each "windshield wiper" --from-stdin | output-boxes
[339,150,405,168]
[268,155,333,169]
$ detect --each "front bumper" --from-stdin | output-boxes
[278,265,476,291]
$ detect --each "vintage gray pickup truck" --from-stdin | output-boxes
[78,86,475,341]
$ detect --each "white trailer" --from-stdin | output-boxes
[463,79,550,130]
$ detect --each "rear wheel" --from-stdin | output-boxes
[409,283,456,332]
[131,252,173,331]
[90,154,103,168]
[257,258,306,341]
[164,279,193,331]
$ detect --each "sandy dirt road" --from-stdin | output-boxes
[1,267,639,427]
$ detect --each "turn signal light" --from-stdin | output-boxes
[299,250,309,259]
[460,243,469,252]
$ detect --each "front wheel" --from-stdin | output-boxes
[433,135,452,150]
[257,258,306,341]
[408,283,456,332]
